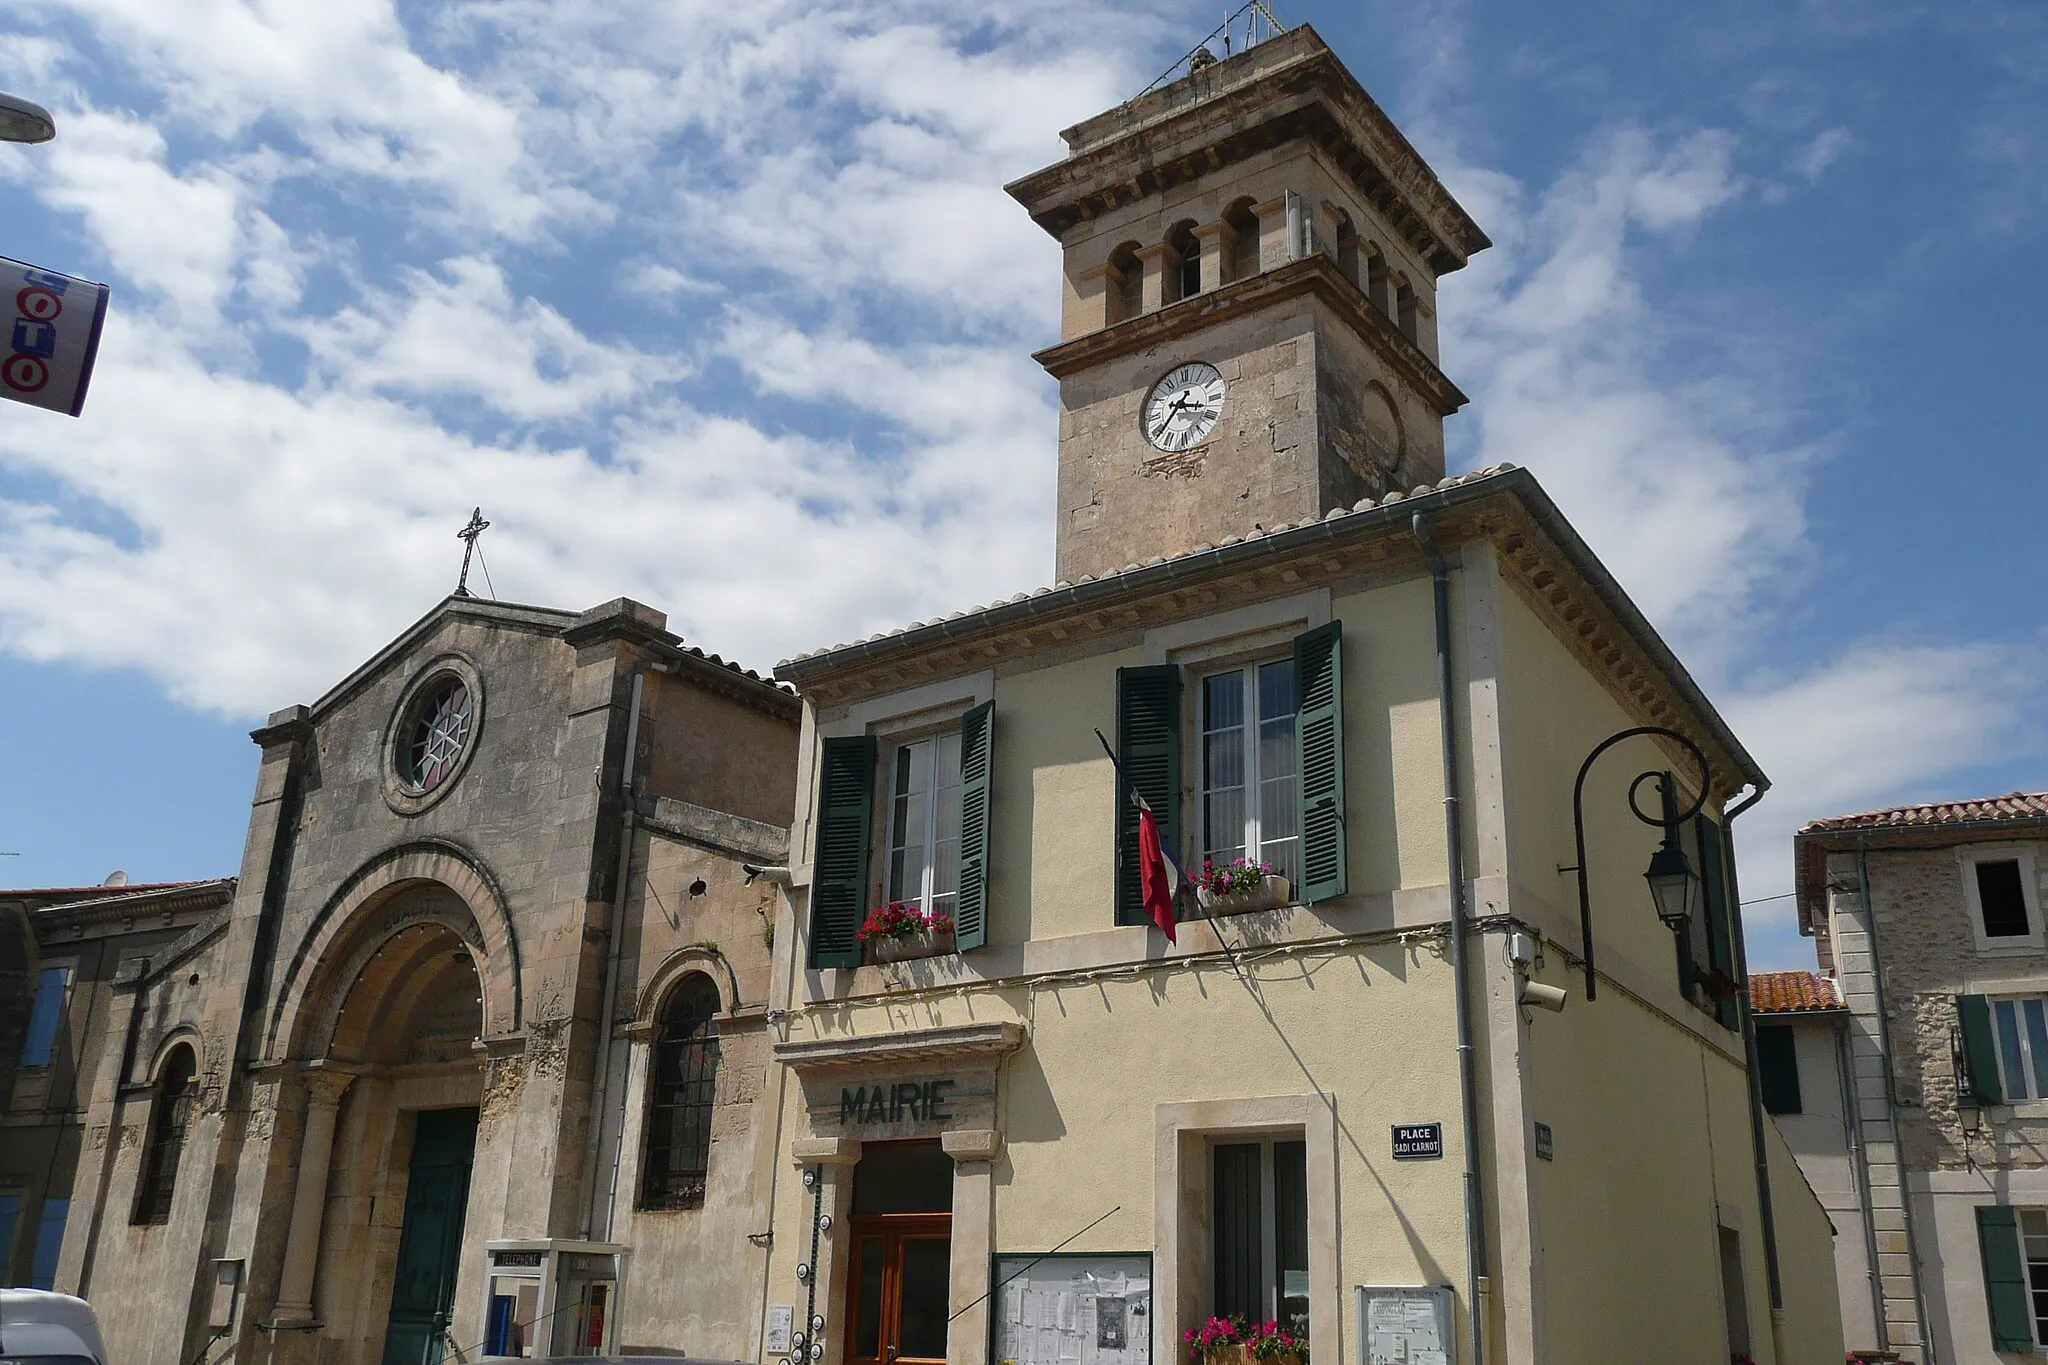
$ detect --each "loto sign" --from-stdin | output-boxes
[2,255,110,417]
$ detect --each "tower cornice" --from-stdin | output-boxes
[1030,252,1469,415]
[1006,25,1488,274]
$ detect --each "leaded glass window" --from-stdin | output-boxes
[406,678,473,792]
[135,1045,195,1225]
[640,974,721,1210]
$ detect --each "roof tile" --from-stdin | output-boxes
[1749,970,1843,1014]
[1800,791,2048,835]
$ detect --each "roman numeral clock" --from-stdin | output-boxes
[1143,362,1227,453]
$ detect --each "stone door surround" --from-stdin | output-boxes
[775,1021,1024,1365]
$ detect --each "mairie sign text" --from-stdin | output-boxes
[841,1079,955,1125]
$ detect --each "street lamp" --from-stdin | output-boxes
[1568,725,1710,1001]
[0,92,56,144]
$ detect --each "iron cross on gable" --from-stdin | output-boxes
[455,507,490,598]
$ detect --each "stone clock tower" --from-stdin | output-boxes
[1007,26,1491,583]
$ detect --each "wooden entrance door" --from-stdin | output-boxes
[845,1214,952,1365]
[381,1108,479,1365]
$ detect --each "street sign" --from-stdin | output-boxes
[2,255,110,417]
[1391,1122,1443,1160]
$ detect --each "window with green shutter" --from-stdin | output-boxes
[1976,1204,2038,1350]
[810,735,876,969]
[1755,1025,1801,1115]
[1116,666,1181,926]
[953,701,994,952]
[1958,994,2006,1106]
[1293,621,1346,903]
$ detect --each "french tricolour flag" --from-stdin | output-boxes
[1135,798,1183,944]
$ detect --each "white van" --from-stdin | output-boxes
[0,1289,108,1365]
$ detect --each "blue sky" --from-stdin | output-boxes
[0,0,2042,970]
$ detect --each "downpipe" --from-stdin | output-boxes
[1411,514,1487,1365]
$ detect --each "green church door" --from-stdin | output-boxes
[381,1107,480,1365]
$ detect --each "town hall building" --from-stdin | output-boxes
[3,23,1847,1365]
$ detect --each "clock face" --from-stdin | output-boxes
[1143,362,1226,452]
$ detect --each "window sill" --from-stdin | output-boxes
[1974,939,2046,957]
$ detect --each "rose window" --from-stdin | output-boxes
[405,678,473,792]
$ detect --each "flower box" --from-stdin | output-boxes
[1196,1350,1301,1365]
[870,926,953,964]
[1196,874,1291,916]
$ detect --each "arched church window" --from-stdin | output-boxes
[640,973,721,1211]
[135,1044,196,1225]
[1107,242,1143,324]
[1224,199,1260,282]
[1168,221,1201,302]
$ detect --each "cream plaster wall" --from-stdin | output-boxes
[763,947,1474,1365]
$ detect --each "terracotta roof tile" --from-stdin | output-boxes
[1800,791,2048,835]
[1749,970,1843,1015]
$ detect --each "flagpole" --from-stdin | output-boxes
[1093,729,1242,971]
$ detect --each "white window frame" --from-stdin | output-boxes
[1993,995,2048,1103]
[881,729,962,918]
[2014,1208,2048,1347]
[1962,845,2044,954]
[1195,658,1300,888]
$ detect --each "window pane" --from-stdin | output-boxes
[1212,1143,1263,1324]
[898,1237,953,1360]
[1256,661,1300,884]
[1202,672,1247,868]
[888,741,932,904]
[2027,1001,2048,1100]
[22,966,69,1067]
[1999,1001,2032,1102]
[30,1197,68,1290]
[1979,859,2032,938]
[932,732,962,911]
[854,1237,885,1360]
[2025,1212,2048,1348]
[0,1192,21,1282]
[1274,1141,1309,1339]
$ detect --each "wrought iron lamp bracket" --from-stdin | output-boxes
[1570,725,1710,1001]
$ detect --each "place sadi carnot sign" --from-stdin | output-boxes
[3,255,109,417]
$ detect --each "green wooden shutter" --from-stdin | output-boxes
[1697,816,1738,1030]
[810,735,876,969]
[954,701,994,952]
[1754,1025,1802,1115]
[1959,994,2005,1105]
[1294,621,1347,903]
[1977,1204,2036,1350]
[1116,666,1181,926]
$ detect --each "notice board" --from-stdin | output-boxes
[991,1251,1151,1365]
[1355,1284,1454,1365]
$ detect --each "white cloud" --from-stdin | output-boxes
[1790,125,1854,182]
[297,256,682,421]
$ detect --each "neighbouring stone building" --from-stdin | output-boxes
[1747,970,1882,1354]
[2,21,1854,1365]
[1795,790,2048,1362]
[1,878,237,1290]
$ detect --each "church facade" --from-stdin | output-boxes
[7,22,1850,1365]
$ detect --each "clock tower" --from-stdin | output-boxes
[1007,25,1491,584]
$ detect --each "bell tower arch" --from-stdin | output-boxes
[1005,25,1491,583]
